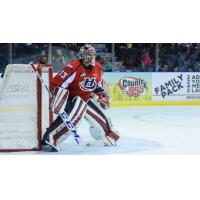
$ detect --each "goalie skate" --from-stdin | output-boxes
[42,135,61,152]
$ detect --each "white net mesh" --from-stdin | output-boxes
[0,64,51,150]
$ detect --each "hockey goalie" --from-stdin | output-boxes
[42,44,120,152]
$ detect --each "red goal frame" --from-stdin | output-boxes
[0,64,53,152]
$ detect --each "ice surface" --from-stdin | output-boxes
[2,106,200,155]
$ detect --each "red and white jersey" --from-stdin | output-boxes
[51,60,103,101]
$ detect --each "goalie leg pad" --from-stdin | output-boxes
[50,86,69,114]
[42,96,87,150]
[85,98,120,146]
[42,116,64,151]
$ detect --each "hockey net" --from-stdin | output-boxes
[0,64,53,152]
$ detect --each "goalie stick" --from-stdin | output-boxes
[31,64,81,146]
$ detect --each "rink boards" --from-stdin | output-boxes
[1,72,200,107]
[103,72,200,107]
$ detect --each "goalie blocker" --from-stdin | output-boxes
[42,87,120,151]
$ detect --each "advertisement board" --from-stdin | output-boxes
[103,72,200,107]
[103,72,152,107]
[152,73,200,101]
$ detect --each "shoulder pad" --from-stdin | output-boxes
[66,60,81,71]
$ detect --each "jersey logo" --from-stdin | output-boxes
[79,77,97,91]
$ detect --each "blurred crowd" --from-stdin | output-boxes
[1,43,200,74]
[159,43,200,72]
[114,43,200,72]
[114,43,155,72]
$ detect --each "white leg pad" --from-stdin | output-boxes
[85,98,120,146]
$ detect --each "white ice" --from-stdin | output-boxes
[3,105,200,155]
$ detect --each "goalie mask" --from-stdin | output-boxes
[79,44,96,67]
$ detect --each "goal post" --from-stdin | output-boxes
[0,64,53,152]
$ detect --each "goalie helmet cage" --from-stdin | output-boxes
[0,64,53,152]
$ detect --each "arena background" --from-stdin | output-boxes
[1,43,200,106]
[1,1,200,200]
